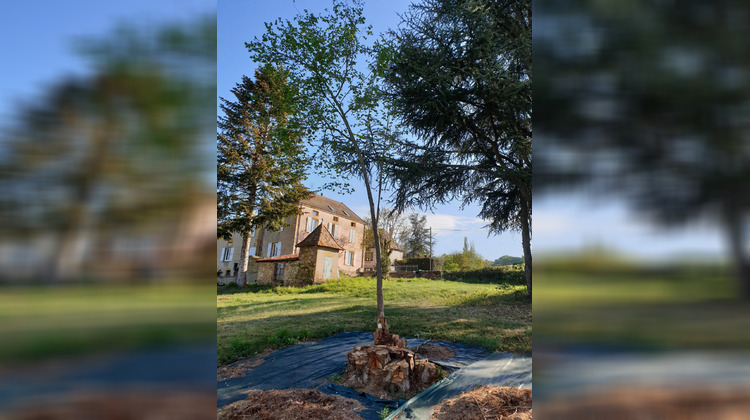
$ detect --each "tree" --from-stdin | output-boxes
[363,207,407,278]
[401,213,435,258]
[443,237,485,271]
[492,255,523,266]
[247,1,402,344]
[217,65,312,287]
[380,0,532,297]
[0,17,216,283]
[535,0,750,297]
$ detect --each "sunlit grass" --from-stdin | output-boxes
[217,276,530,365]
[534,259,747,350]
[0,283,216,363]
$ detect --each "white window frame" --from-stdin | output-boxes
[306,217,318,232]
[272,242,282,257]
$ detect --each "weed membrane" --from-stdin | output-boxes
[217,331,530,420]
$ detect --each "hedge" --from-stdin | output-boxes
[442,266,525,284]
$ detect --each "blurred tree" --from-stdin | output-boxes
[380,0,532,297]
[0,17,216,283]
[535,0,750,297]
[217,65,312,287]
[246,0,403,344]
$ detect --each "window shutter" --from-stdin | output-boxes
[327,222,332,232]
[221,248,226,261]
[229,248,234,261]
[306,217,310,232]
[267,243,272,257]
[350,229,355,242]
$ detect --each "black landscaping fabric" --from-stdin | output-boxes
[216,331,494,418]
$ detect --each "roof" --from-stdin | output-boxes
[296,224,344,250]
[256,254,300,263]
[300,193,366,224]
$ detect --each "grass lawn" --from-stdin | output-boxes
[0,283,216,363]
[217,276,530,365]
[534,262,750,350]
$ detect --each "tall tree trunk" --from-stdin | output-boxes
[520,199,532,299]
[725,204,750,299]
[238,232,252,288]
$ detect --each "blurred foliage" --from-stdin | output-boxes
[535,0,750,296]
[0,16,216,283]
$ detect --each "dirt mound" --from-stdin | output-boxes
[217,388,365,420]
[217,349,273,380]
[411,344,455,360]
[431,386,532,420]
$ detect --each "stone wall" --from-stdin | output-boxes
[256,262,276,285]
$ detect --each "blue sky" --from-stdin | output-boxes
[0,1,214,122]
[218,0,523,261]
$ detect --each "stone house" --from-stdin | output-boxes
[254,193,366,277]
[256,224,343,286]
[217,230,258,285]
[362,230,406,273]
[217,193,366,285]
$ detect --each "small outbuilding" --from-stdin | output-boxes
[256,224,343,286]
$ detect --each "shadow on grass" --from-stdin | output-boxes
[218,300,531,365]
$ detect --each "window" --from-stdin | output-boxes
[365,251,373,262]
[306,217,318,232]
[349,229,355,243]
[345,251,354,266]
[333,216,339,222]
[343,210,350,217]
[221,247,234,262]
[328,205,336,213]
[272,242,282,257]
[312,210,319,216]
[248,247,256,256]
[225,269,231,276]
[275,262,284,279]
[227,238,233,246]
[350,222,356,227]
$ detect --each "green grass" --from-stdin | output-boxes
[0,283,216,363]
[217,276,530,365]
[534,261,750,350]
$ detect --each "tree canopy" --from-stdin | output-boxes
[217,65,312,286]
[380,0,532,296]
[535,0,750,297]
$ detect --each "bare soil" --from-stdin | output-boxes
[217,348,273,381]
[540,386,750,419]
[217,389,366,420]
[5,391,217,419]
[411,343,455,360]
[431,386,532,420]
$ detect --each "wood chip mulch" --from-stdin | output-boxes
[431,386,532,420]
[218,389,366,420]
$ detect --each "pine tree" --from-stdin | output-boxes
[217,65,311,287]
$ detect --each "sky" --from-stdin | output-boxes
[0,1,215,123]
[217,0,523,261]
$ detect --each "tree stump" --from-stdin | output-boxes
[342,343,441,399]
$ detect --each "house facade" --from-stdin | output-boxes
[217,193,366,285]
[362,231,406,273]
[254,193,366,277]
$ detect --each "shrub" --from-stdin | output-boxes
[442,266,525,284]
